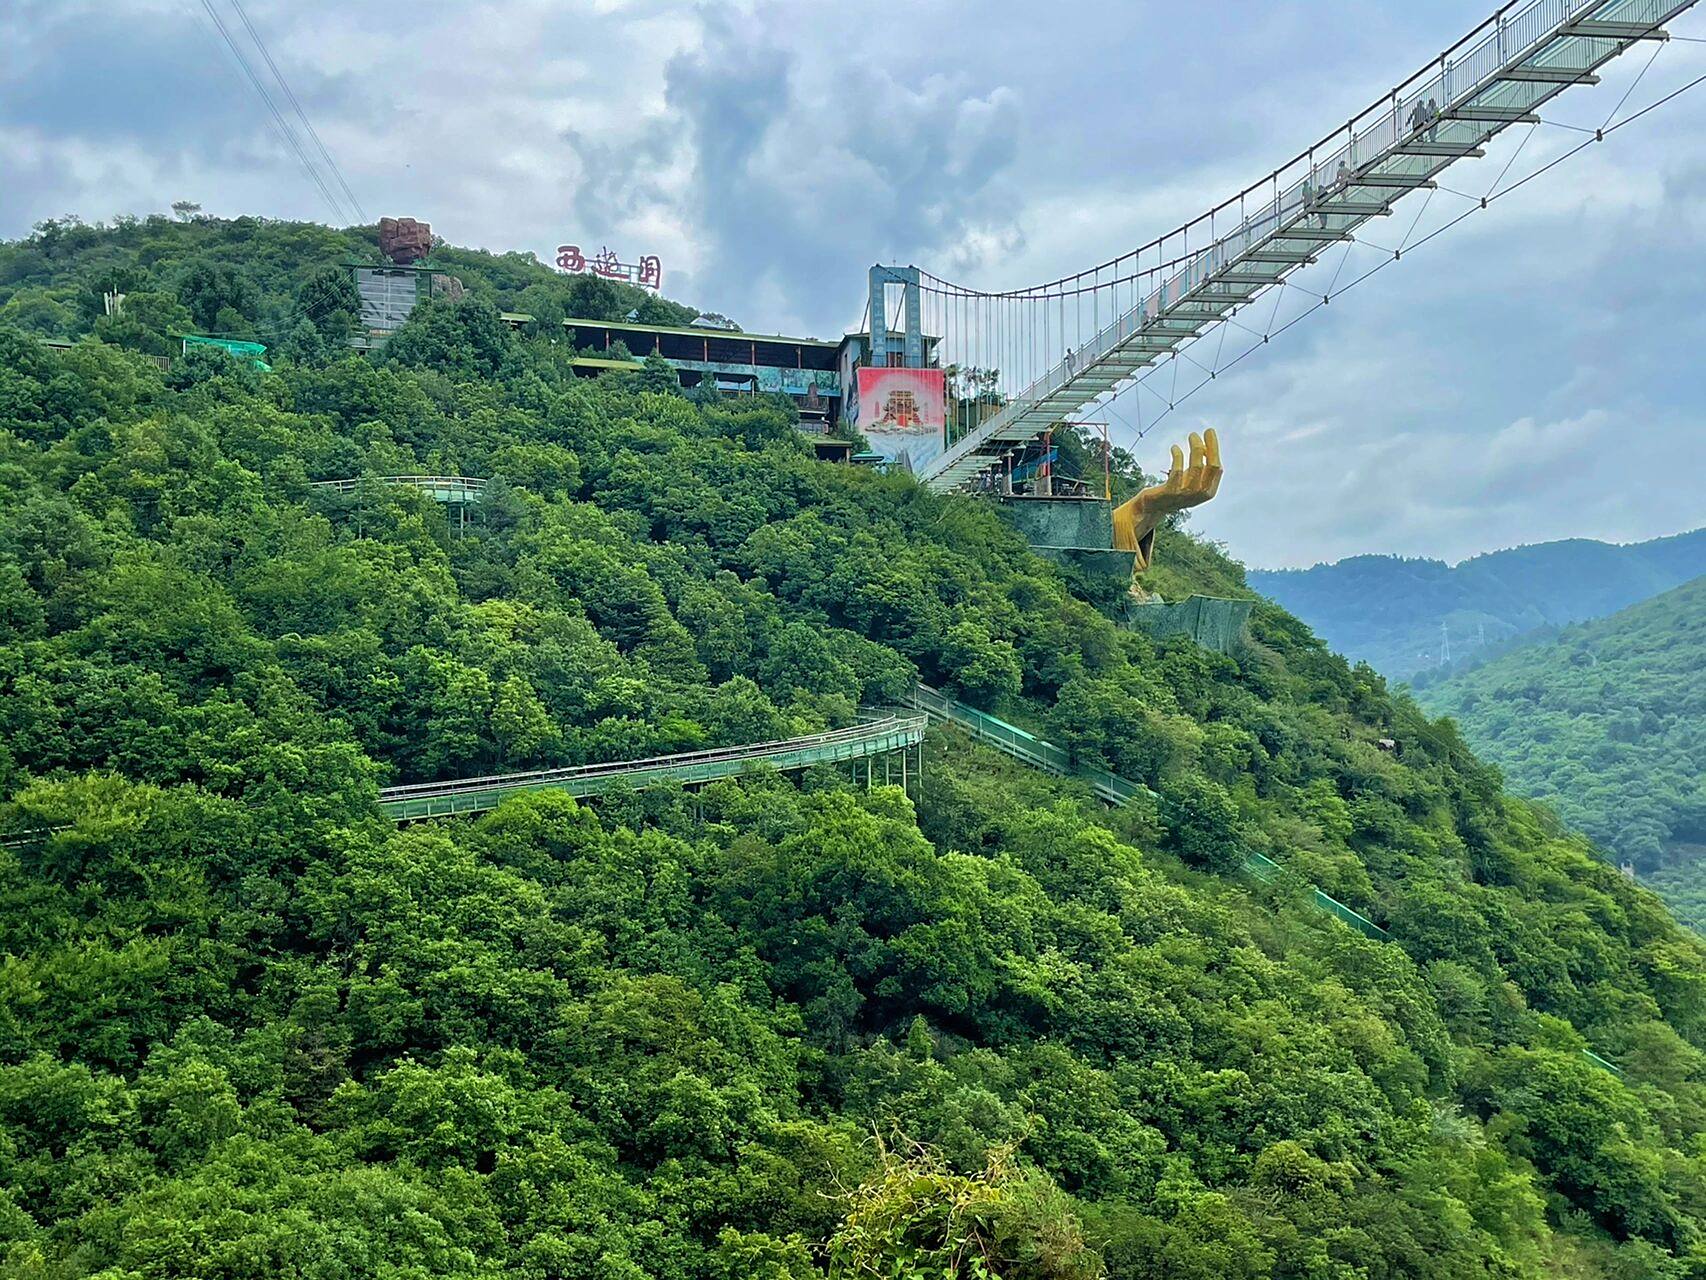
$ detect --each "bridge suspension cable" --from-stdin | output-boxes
[1097,56,1706,447]
[914,0,1702,492]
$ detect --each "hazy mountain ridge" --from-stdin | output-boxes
[1417,576,1706,880]
[1249,529,1706,681]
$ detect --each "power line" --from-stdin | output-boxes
[191,0,352,224]
[226,0,367,224]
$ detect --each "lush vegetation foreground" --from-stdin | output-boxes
[1,216,1705,1279]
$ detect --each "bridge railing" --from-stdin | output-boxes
[1000,1,1625,418]
[379,715,927,819]
[927,0,1689,479]
[380,716,924,798]
[899,684,1072,774]
[310,476,488,499]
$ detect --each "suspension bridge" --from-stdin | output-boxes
[897,0,1697,491]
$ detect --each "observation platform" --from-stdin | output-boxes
[310,475,487,505]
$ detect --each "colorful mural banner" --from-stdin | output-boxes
[855,367,947,472]
[755,366,841,395]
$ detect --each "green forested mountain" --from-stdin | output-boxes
[1249,532,1706,681]
[2,217,1706,1279]
[0,212,708,358]
[1418,577,1706,885]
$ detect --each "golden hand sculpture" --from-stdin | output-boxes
[1111,428,1222,572]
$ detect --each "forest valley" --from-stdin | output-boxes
[0,215,1704,1279]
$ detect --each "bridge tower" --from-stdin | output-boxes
[868,265,925,370]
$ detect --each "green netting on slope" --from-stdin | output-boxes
[995,496,1115,550]
[1124,595,1253,653]
[182,334,272,371]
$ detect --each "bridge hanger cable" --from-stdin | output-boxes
[188,0,353,224]
[1096,51,1706,446]
[913,3,1614,301]
[227,0,368,223]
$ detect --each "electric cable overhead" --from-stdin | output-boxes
[226,0,367,223]
[192,0,353,224]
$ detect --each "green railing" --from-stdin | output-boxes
[1243,850,1388,940]
[900,685,1071,774]
[901,685,1139,808]
[908,683,1622,1073]
[379,715,927,821]
[904,684,1389,940]
[310,475,488,504]
[1581,1049,1625,1078]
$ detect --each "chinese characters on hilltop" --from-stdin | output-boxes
[556,245,662,291]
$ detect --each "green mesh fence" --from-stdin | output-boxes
[1124,595,1253,653]
[995,496,1115,549]
[181,334,271,370]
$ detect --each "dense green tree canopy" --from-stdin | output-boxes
[0,216,1703,1279]
[1419,580,1706,870]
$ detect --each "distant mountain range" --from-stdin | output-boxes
[1415,576,1706,883]
[1248,528,1706,682]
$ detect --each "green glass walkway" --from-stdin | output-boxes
[379,715,927,821]
[310,475,488,504]
[901,682,1624,1074]
[900,682,1387,941]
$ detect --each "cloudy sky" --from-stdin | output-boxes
[4,0,1704,568]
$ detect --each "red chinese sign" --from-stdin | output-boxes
[555,244,662,291]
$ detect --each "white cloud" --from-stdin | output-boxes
[3,0,1704,566]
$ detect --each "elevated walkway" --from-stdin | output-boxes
[920,0,1695,491]
[900,681,1624,1073]
[900,681,1386,939]
[378,714,926,821]
[311,475,488,505]
[898,683,1138,807]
